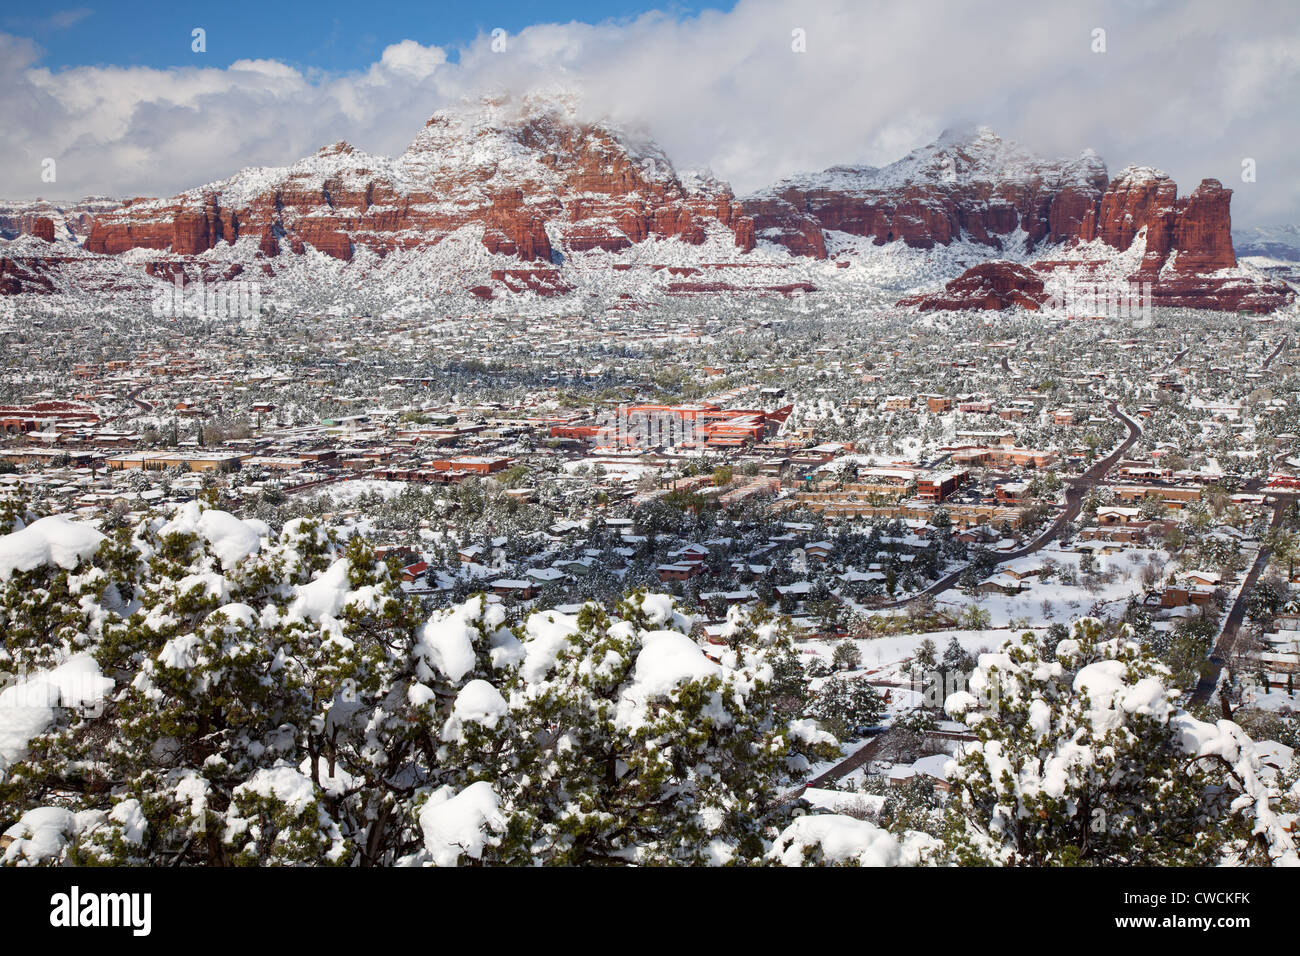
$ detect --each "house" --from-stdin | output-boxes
[525,567,566,585]
[1097,506,1142,525]
[430,456,510,476]
[887,754,953,794]
[976,572,1030,595]
[804,540,834,563]
[995,481,1030,504]
[1147,585,1217,609]
[668,544,709,565]
[916,469,966,503]
[400,561,429,583]
[700,589,759,607]
[1254,741,1295,785]
[457,544,485,564]
[1076,539,1123,557]
[776,582,814,601]
[553,556,596,576]
[839,570,887,586]
[490,579,538,600]
[106,452,247,472]
[999,557,1044,580]
[657,563,702,583]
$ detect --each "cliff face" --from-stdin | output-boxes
[83,98,755,264]
[896,159,1290,312]
[1,106,1289,312]
[743,129,1110,256]
[1091,166,1236,274]
[898,260,1048,311]
[0,198,122,242]
[742,134,1240,276]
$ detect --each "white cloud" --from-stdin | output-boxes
[2,0,1297,227]
[377,39,448,79]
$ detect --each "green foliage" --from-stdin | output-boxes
[0,508,839,867]
[806,675,884,739]
[941,619,1296,866]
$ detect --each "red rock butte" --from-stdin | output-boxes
[0,105,1291,312]
[83,99,755,264]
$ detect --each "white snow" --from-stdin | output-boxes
[0,514,104,580]
[415,599,483,683]
[1,806,77,865]
[159,502,265,569]
[520,607,580,682]
[232,763,318,816]
[418,781,503,866]
[287,558,353,621]
[769,814,904,866]
[628,630,721,698]
[0,654,113,778]
[442,679,509,742]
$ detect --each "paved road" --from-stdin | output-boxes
[1263,335,1289,370]
[774,727,905,808]
[1189,499,1286,707]
[872,402,1143,610]
[127,385,153,412]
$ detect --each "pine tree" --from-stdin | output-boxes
[941,618,1298,866]
[806,675,884,739]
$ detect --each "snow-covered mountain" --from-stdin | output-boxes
[80,94,752,264]
[742,126,1109,258]
[0,99,1291,313]
[1235,224,1300,262]
[0,197,122,242]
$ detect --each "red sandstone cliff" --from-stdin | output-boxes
[83,98,754,264]
[2,107,1289,312]
[898,261,1048,312]
[898,159,1290,312]
[743,129,1109,257]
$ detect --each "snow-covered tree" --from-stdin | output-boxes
[806,675,884,740]
[0,506,838,867]
[942,619,1299,866]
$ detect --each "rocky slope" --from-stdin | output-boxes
[898,260,1049,312]
[896,162,1291,313]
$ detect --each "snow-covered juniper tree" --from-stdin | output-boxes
[941,618,1299,866]
[0,505,838,866]
[423,597,840,865]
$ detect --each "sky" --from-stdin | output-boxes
[2,0,1297,228]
